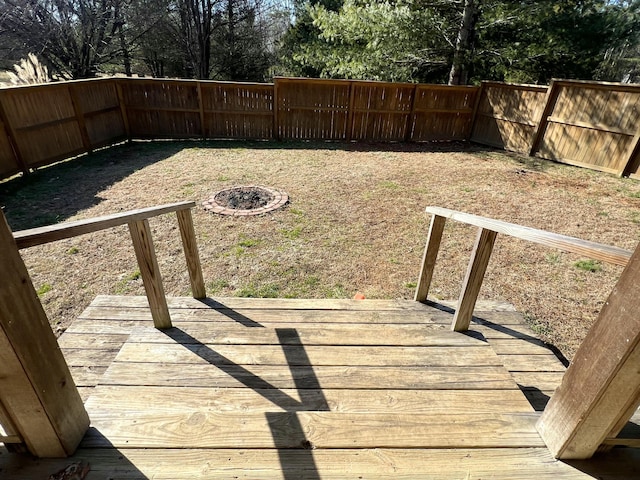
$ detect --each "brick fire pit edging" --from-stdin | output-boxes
[202,185,289,216]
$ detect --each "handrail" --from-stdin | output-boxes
[426,207,632,267]
[14,201,195,249]
[415,207,633,332]
[12,201,205,329]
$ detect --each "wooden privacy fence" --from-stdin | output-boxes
[0,77,638,181]
[471,80,640,178]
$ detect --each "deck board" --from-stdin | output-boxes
[2,295,638,479]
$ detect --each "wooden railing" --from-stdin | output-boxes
[14,201,205,329]
[414,206,633,332]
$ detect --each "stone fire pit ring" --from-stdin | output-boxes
[203,185,289,216]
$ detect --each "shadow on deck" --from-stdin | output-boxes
[1,296,639,479]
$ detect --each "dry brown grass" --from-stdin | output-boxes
[1,140,639,359]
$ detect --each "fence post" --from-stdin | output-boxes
[128,219,172,328]
[346,81,356,142]
[273,78,280,141]
[197,81,207,140]
[115,79,132,141]
[68,84,92,153]
[468,82,485,142]
[451,227,497,331]
[529,79,560,157]
[404,84,419,142]
[0,210,89,457]
[414,214,446,302]
[176,209,206,299]
[620,131,640,178]
[0,92,29,175]
[537,241,640,459]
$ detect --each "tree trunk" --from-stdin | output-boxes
[448,0,478,85]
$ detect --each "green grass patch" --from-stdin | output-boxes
[379,180,400,190]
[182,182,195,196]
[323,283,347,298]
[289,207,305,218]
[36,283,52,296]
[114,270,141,293]
[238,238,261,248]
[281,226,302,240]
[545,252,561,264]
[207,279,230,294]
[67,246,79,255]
[236,282,280,298]
[574,259,602,273]
[404,281,417,288]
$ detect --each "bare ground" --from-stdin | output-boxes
[1,140,639,359]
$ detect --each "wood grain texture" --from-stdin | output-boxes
[82,411,544,449]
[85,386,531,414]
[7,447,634,479]
[414,214,446,302]
[176,209,206,298]
[128,219,171,329]
[6,291,617,477]
[0,211,88,457]
[14,201,194,249]
[537,241,640,459]
[100,362,516,389]
[426,206,631,266]
[120,323,480,346]
[452,227,497,331]
[114,342,502,367]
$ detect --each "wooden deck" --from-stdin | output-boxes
[2,296,639,478]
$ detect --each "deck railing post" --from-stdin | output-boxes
[0,210,89,457]
[414,214,446,302]
[451,227,497,331]
[128,219,172,329]
[176,209,206,299]
[537,241,640,459]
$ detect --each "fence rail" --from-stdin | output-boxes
[0,77,638,180]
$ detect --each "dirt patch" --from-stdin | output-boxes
[216,186,274,210]
[1,140,638,359]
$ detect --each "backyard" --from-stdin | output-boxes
[1,140,639,360]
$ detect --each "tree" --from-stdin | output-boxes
[281,0,457,82]
[211,0,272,81]
[0,0,125,79]
[279,0,640,84]
[448,0,479,85]
[474,0,640,84]
[276,0,344,78]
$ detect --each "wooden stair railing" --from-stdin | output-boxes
[415,206,640,459]
[537,241,640,458]
[414,206,632,332]
[13,201,206,329]
[1,209,89,457]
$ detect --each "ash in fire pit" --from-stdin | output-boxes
[203,186,289,216]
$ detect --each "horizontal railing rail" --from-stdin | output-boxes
[415,206,633,332]
[13,201,205,329]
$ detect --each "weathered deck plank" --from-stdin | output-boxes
[82,412,545,449]
[2,295,637,479]
[84,386,532,414]
[4,447,639,479]
[99,362,517,389]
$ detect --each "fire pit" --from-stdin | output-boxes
[203,186,289,216]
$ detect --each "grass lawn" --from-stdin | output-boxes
[1,140,639,359]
